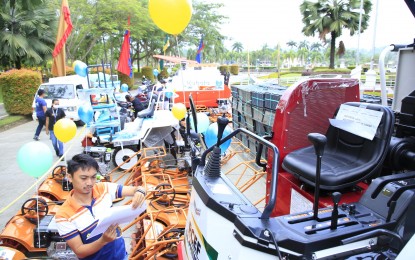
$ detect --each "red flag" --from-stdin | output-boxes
[117,29,132,78]
[51,0,73,77]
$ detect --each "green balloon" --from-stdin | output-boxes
[17,141,53,178]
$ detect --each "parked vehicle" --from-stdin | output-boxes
[32,75,89,125]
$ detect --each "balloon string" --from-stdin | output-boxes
[0,125,86,214]
[174,35,187,106]
[35,178,41,248]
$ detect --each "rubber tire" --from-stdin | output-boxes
[112,146,139,170]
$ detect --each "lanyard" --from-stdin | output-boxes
[52,109,58,123]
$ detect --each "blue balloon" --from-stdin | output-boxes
[190,113,210,133]
[165,91,173,98]
[204,123,232,154]
[17,142,53,178]
[74,61,88,77]
[121,83,129,92]
[78,104,94,124]
[153,69,159,77]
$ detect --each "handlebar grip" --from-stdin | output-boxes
[216,116,229,146]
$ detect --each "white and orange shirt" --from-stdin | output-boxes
[55,182,126,260]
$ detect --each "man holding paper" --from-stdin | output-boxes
[55,154,146,260]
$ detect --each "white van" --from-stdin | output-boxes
[32,75,89,125]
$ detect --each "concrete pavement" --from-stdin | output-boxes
[0,119,85,228]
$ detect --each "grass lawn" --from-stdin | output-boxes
[0,115,26,127]
[0,89,3,103]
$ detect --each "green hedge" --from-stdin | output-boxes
[118,72,134,87]
[141,66,155,81]
[219,65,229,75]
[230,64,239,75]
[312,66,329,71]
[313,68,351,73]
[0,69,42,115]
[289,66,305,72]
[159,67,169,79]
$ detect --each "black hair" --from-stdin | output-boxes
[125,95,132,101]
[67,153,99,176]
[38,89,45,96]
[51,98,59,108]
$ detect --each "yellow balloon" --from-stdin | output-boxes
[149,0,192,35]
[172,103,187,120]
[54,118,77,143]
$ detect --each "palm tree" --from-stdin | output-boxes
[0,0,56,69]
[300,0,372,68]
[310,42,323,52]
[310,50,324,66]
[286,40,297,49]
[297,47,309,66]
[298,40,310,50]
[232,42,243,53]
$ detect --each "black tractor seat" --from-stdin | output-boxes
[282,102,395,191]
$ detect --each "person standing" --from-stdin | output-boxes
[45,99,66,157]
[34,89,47,140]
[55,154,146,260]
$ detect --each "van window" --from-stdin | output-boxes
[40,84,75,99]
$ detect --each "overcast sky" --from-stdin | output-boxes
[208,0,415,51]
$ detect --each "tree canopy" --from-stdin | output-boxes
[0,0,56,69]
[300,0,372,68]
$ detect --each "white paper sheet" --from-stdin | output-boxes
[88,203,147,239]
[330,104,383,140]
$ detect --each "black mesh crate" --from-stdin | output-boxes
[231,86,239,99]
[252,106,264,122]
[265,93,281,110]
[252,92,265,107]
[263,109,276,127]
[254,120,266,136]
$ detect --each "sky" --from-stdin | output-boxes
[208,0,415,51]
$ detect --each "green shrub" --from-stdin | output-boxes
[172,65,180,75]
[141,66,155,81]
[160,68,169,78]
[229,64,239,75]
[219,65,229,75]
[260,66,277,70]
[0,69,42,115]
[313,68,351,73]
[118,72,134,87]
[312,66,329,71]
[289,66,305,72]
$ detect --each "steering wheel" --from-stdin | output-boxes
[52,165,67,182]
[21,197,49,224]
[152,183,176,206]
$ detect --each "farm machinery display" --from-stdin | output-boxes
[4,9,415,259]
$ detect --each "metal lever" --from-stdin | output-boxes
[308,133,327,220]
[330,192,341,230]
[216,115,229,147]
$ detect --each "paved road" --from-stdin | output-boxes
[0,120,85,228]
